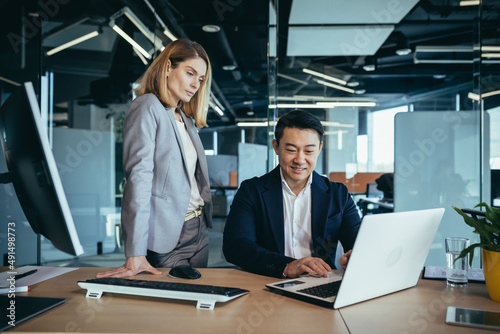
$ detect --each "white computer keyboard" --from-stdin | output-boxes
[78,277,249,310]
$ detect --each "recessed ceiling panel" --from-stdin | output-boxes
[289,0,419,24]
[287,26,394,56]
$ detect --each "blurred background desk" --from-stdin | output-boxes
[6,267,500,333]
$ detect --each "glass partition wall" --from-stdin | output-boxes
[38,5,161,265]
[268,0,497,268]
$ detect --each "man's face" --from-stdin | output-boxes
[272,127,323,194]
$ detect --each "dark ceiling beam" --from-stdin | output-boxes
[216,27,242,81]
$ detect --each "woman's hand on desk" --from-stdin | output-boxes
[96,256,162,278]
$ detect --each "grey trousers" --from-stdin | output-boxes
[146,214,209,268]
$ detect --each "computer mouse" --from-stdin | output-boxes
[168,265,202,280]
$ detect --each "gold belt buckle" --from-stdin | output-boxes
[185,207,203,221]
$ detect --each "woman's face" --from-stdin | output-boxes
[166,57,207,106]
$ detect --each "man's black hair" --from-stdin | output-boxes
[274,109,324,144]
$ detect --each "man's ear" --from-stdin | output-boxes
[318,141,324,153]
[272,139,279,155]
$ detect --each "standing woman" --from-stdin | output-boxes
[97,39,212,278]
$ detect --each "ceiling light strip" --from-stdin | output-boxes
[236,120,355,128]
[468,93,480,101]
[210,92,225,111]
[141,0,177,41]
[321,121,355,128]
[213,105,224,116]
[317,101,376,107]
[237,122,269,127]
[269,102,376,109]
[416,45,500,54]
[269,104,321,109]
[482,90,500,98]
[123,7,164,50]
[314,79,356,94]
[209,100,224,116]
[112,25,151,59]
[459,0,480,6]
[469,90,500,101]
[133,48,149,65]
[163,29,178,42]
[277,73,308,85]
[46,30,100,56]
[272,96,377,103]
[415,46,473,53]
[482,46,500,52]
[0,76,21,86]
[292,95,377,102]
[481,53,500,58]
[303,68,347,85]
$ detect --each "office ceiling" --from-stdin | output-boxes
[1,0,500,127]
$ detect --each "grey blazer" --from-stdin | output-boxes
[121,94,212,257]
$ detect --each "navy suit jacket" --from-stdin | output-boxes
[223,166,361,278]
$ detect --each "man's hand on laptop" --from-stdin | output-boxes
[283,257,331,278]
[339,250,352,269]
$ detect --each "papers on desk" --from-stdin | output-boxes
[422,266,485,283]
[0,266,78,289]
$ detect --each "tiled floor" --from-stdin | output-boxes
[45,218,235,269]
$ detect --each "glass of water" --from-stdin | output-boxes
[445,237,470,287]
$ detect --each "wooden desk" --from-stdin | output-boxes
[7,267,500,333]
[9,267,348,333]
[341,278,500,334]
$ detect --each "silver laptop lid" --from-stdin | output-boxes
[333,208,444,309]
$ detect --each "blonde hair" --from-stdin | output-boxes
[134,39,212,127]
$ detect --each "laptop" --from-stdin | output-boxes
[266,208,445,309]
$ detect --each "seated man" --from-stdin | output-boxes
[223,109,361,278]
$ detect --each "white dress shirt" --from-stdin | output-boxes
[176,120,204,212]
[280,169,313,259]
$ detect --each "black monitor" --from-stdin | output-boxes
[0,82,83,256]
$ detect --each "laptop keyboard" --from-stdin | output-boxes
[297,280,342,299]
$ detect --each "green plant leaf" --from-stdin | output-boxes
[452,206,494,244]
[452,204,500,266]
[477,202,500,231]
[484,244,500,252]
[453,243,482,267]
[482,223,500,236]
[475,203,500,245]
